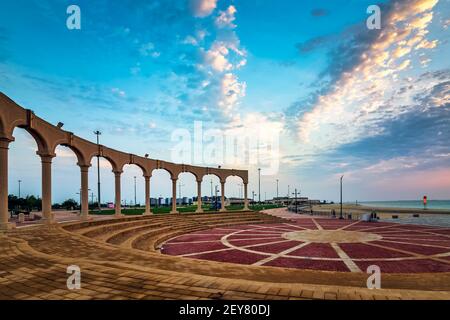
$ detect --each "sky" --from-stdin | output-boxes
[0,0,449,204]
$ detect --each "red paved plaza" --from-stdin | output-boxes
[162,217,450,273]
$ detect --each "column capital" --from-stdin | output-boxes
[113,170,123,176]
[196,179,203,184]
[144,174,152,179]
[0,137,13,149]
[78,164,91,171]
[37,152,56,162]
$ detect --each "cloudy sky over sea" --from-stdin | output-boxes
[0,0,449,204]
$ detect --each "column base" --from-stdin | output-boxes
[195,209,204,214]
[219,208,226,212]
[114,214,124,218]
[143,211,153,216]
[170,210,179,214]
[81,215,93,221]
[41,213,56,224]
[0,222,16,231]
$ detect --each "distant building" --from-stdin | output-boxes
[228,197,246,205]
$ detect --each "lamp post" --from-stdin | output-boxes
[215,185,219,210]
[210,180,213,199]
[340,175,344,219]
[292,189,300,213]
[134,176,137,207]
[18,180,22,198]
[258,168,261,204]
[252,191,256,203]
[94,130,102,212]
[276,179,279,199]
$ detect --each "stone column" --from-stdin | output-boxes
[0,139,14,230]
[114,171,122,217]
[220,181,226,212]
[144,175,152,215]
[40,155,54,223]
[195,179,203,213]
[170,178,178,214]
[244,182,249,210]
[80,165,90,220]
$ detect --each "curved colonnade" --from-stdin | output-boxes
[0,92,249,230]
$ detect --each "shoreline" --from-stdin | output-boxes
[313,203,450,215]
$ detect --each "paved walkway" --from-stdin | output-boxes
[162,219,450,273]
[1,210,449,300]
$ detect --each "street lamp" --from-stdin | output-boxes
[292,189,299,213]
[94,130,102,212]
[210,179,213,199]
[258,168,261,204]
[134,176,137,207]
[215,185,219,210]
[276,179,279,199]
[340,175,344,219]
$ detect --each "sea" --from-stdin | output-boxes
[359,200,450,210]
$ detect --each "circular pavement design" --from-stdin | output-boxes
[161,217,450,273]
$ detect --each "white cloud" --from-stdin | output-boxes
[223,112,285,174]
[111,87,126,97]
[203,42,233,72]
[191,0,217,18]
[215,5,237,29]
[139,42,160,58]
[296,0,441,153]
[218,73,246,114]
[202,40,247,72]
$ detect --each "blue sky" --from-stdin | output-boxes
[0,0,449,204]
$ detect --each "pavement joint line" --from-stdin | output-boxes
[330,242,362,273]
[252,242,311,266]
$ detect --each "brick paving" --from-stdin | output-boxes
[163,218,450,273]
[0,209,449,300]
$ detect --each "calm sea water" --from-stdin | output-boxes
[359,200,450,210]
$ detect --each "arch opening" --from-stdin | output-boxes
[177,172,197,212]
[201,174,222,212]
[52,145,82,216]
[121,164,146,214]
[225,175,245,211]
[8,128,43,224]
[150,168,173,214]
[88,156,115,216]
